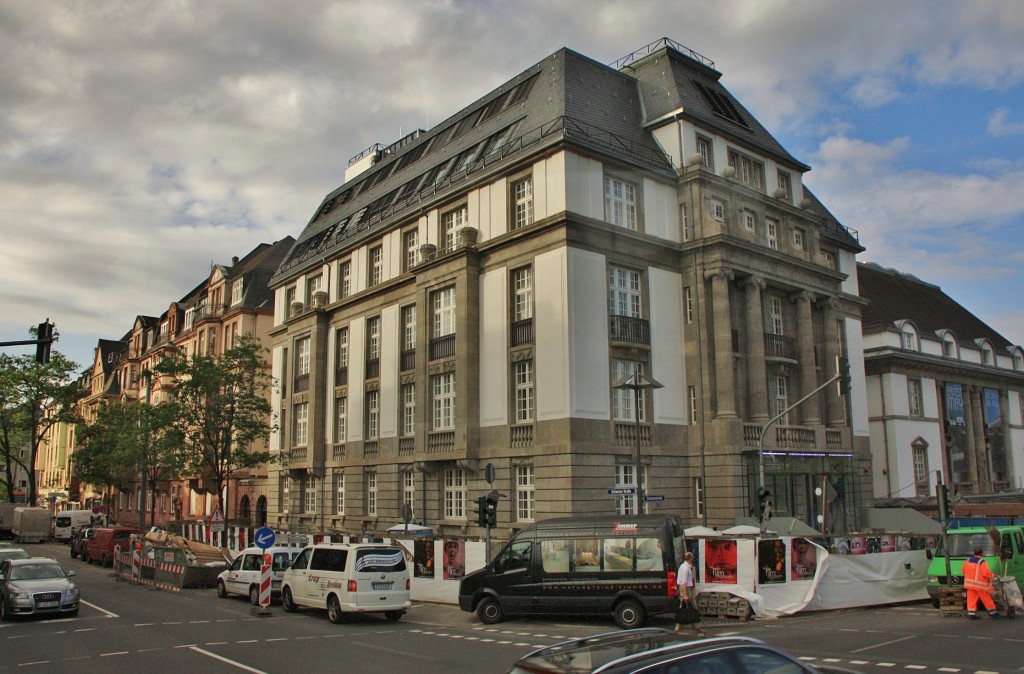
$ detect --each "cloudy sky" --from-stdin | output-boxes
[3,0,1024,370]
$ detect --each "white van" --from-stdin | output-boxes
[216,545,302,604]
[54,510,103,543]
[280,542,411,623]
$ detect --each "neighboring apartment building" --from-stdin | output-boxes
[860,262,1024,503]
[65,239,293,528]
[266,39,870,538]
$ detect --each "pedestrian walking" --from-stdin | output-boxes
[674,551,706,637]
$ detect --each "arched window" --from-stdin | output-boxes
[1012,347,1024,372]
[978,339,995,366]
[896,320,919,351]
[939,330,959,359]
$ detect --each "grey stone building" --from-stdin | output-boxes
[266,39,870,539]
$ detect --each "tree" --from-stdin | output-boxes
[0,328,81,505]
[155,334,274,520]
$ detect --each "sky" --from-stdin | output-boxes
[3,0,1024,371]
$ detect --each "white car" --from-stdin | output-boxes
[280,543,411,623]
[216,546,301,605]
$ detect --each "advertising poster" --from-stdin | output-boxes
[705,538,738,584]
[944,383,970,484]
[758,539,786,585]
[442,539,465,580]
[984,388,1007,482]
[790,538,817,580]
[414,539,434,578]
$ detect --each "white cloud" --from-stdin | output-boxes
[988,108,1024,136]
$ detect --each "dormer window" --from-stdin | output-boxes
[940,331,959,359]
[981,341,994,365]
[231,279,244,306]
[1013,348,1024,372]
[897,321,918,351]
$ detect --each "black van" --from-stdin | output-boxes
[458,514,686,629]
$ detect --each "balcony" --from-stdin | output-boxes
[363,441,379,459]
[290,446,308,462]
[401,349,416,372]
[511,318,534,347]
[331,443,346,461]
[610,316,650,345]
[764,333,797,360]
[398,437,415,456]
[614,422,652,447]
[511,424,534,448]
[430,334,455,361]
[427,431,455,453]
[775,425,816,449]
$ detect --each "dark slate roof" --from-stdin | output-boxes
[858,262,1012,349]
[271,47,676,284]
[626,42,808,171]
[95,339,127,377]
[800,187,863,252]
[229,237,294,310]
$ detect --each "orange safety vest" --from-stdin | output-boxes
[963,556,994,592]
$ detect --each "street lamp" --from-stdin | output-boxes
[612,371,663,513]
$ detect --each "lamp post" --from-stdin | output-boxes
[612,371,663,513]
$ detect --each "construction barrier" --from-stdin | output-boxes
[113,547,186,592]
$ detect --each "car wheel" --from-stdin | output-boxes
[70,546,77,559]
[249,585,260,606]
[384,611,402,622]
[930,597,940,609]
[476,596,504,624]
[281,587,297,613]
[614,598,646,629]
[327,595,343,624]
[216,581,228,599]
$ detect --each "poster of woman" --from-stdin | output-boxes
[790,538,817,580]
[704,538,738,584]
[414,539,434,578]
[442,539,465,580]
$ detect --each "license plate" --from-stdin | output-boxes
[372,582,393,591]
[37,601,59,608]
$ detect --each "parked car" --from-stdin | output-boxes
[84,527,140,566]
[0,549,30,563]
[505,630,860,674]
[280,542,411,623]
[0,557,80,620]
[69,528,95,560]
[217,545,302,605]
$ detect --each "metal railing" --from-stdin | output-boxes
[400,349,416,372]
[429,334,456,361]
[610,37,715,70]
[610,316,650,344]
[511,318,534,347]
[764,333,797,360]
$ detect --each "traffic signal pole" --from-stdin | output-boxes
[0,320,55,362]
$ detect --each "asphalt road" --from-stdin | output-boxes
[1,541,1020,673]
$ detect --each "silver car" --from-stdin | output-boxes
[0,548,30,562]
[0,557,80,620]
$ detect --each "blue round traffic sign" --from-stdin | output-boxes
[254,527,276,550]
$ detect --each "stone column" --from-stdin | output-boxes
[742,276,769,421]
[792,291,820,424]
[967,386,990,493]
[707,268,737,418]
[820,298,845,426]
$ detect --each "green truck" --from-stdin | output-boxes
[927,524,1024,609]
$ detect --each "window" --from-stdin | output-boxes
[285,285,298,315]
[366,390,380,439]
[941,334,957,358]
[334,395,347,442]
[913,443,929,497]
[742,210,756,232]
[684,287,694,324]
[514,360,535,423]
[304,475,318,513]
[710,199,725,221]
[614,465,647,515]
[432,372,456,429]
[612,360,646,422]
[368,245,383,286]
[401,383,416,436]
[403,229,419,272]
[367,316,381,361]
[402,304,417,351]
[442,206,468,250]
[231,279,243,305]
[773,376,789,424]
[366,471,377,516]
[608,266,642,318]
[338,260,352,298]
[335,327,349,377]
[768,296,784,335]
[296,337,310,376]
[777,170,792,201]
[727,148,765,191]
[184,307,195,330]
[1015,351,1024,372]
[294,401,309,446]
[306,274,324,305]
[335,471,345,515]
[432,286,456,337]
[516,465,535,521]
[681,204,692,241]
[765,218,778,250]
[512,267,533,321]
[603,175,637,230]
[694,477,704,519]
[402,471,415,517]
[982,342,994,365]
[901,326,918,351]
[908,379,923,417]
[512,176,534,229]
[696,135,713,168]
[689,385,698,424]
[822,250,837,270]
[444,468,466,519]
[793,228,805,250]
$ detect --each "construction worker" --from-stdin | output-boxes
[963,546,999,619]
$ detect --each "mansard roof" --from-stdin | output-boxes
[858,262,1012,349]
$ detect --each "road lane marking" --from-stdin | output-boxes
[100,651,130,657]
[850,635,916,653]
[347,639,437,662]
[190,646,268,674]
[79,599,118,618]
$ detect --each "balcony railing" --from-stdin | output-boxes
[290,446,308,462]
[609,316,650,344]
[398,437,415,455]
[335,366,348,386]
[365,358,380,379]
[511,318,534,347]
[825,429,843,450]
[511,424,534,448]
[776,425,816,448]
[331,443,346,461]
[363,441,379,459]
[401,349,416,372]
[427,431,455,453]
[764,333,797,360]
[614,422,652,447]
[430,334,456,361]
[743,424,762,446]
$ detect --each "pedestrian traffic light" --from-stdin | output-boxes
[836,356,851,396]
[757,488,772,522]
[35,320,53,364]
[474,496,488,527]
[484,491,499,528]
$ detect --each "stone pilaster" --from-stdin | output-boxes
[707,268,736,418]
[742,276,768,421]
[792,291,820,424]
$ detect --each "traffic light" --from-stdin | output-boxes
[474,496,488,527]
[937,483,953,521]
[35,321,53,364]
[757,488,772,522]
[484,491,499,528]
[836,356,851,396]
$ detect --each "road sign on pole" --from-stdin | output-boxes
[210,505,225,533]
[254,527,276,550]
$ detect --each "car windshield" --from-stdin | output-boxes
[946,533,998,557]
[9,563,66,581]
[0,550,29,561]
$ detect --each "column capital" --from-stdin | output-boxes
[740,275,766,291]
[705,267,734,283]
[789,290,816,305]
[816,296,841,313]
